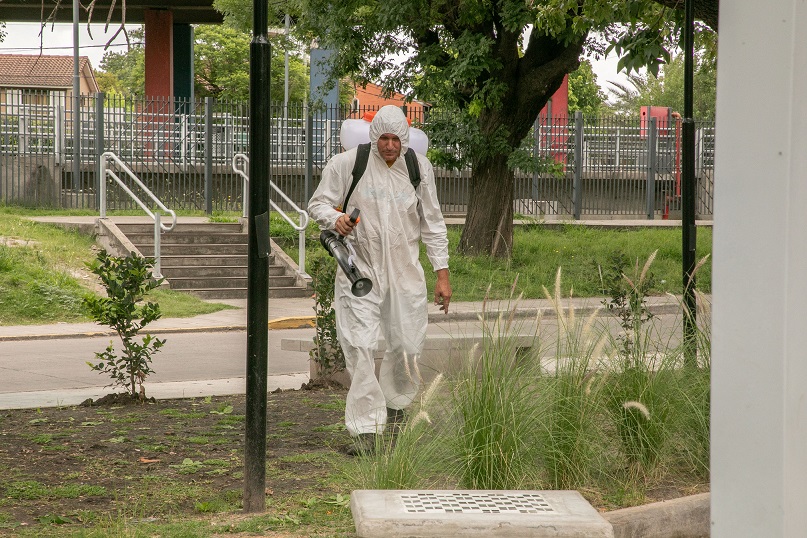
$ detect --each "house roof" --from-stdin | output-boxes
[0,54,96,90]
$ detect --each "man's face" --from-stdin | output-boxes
[377,133,402,165]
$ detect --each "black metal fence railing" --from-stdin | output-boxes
[0,91,715,219]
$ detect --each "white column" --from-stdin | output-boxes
[712,1,807,536]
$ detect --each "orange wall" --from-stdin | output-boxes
[351,84,427,121]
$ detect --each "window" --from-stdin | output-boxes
[21,89,48,106]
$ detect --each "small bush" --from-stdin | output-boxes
[83,251,166,401]
[309,254,345,375]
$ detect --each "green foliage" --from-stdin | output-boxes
[83,251,166,400]
[193,25,309,102]
[297,0,688,255]
[213,0,302,34]
[97,23,309,100]
[99,27,146,97]
[607,49,717,119]
[568,60,608,116]
[600,251,657,357]
[308,254,345,374]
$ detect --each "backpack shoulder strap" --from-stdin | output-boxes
[404,147,422,190]
[342,143,371,211]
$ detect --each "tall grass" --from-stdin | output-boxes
[599,252,674,477]
[538,268,607,489]
[449,287,544,490]
[347,375,449,490]
[348,256,712,506]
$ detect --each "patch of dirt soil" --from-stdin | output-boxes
[0,380,709,535]
[0,384,350,533]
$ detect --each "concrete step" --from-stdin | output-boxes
[116,222,243,234]
[168,275,297,290]
[115,221,309,301]
[160,254,251,267]
[184,286,312,300]
[127,232,248,245]
[161,265,249,278]
[140,243,248,256]
[168,277,248,290]
[161,265,288,278]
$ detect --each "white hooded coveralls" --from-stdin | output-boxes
[308,106,449,436]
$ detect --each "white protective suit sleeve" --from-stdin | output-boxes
[307,148,358,231]
[414,153,449,271]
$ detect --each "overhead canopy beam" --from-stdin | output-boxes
[0,0,223,24]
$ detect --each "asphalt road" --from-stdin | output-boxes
[0,328,314,395]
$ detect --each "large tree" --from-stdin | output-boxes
[300,0,711,257]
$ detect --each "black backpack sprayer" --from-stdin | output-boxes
[319,208,373,297]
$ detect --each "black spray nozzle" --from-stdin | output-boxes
[320,226,372,298]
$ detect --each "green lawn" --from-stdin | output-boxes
[274,216,713,302]
[0,211,233,325]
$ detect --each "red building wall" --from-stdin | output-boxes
[350,83,428,122]
[538,75,569,119]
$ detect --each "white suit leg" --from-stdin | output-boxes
[379,290,427,411]
[336,286,387,436]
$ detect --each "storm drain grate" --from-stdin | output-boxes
[401,492,555,514]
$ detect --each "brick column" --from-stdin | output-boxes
[145,9,174,98]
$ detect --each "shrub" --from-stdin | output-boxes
[309,254,345,375]
[83,251,166,401]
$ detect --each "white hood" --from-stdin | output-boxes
[368,105,410,158]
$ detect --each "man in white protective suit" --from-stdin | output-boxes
[308,105,452,455]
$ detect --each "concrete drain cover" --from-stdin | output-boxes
[351,490,614,537]
[401,492,554,514]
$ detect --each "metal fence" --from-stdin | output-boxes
[0,91,715,219]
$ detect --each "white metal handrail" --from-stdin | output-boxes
[100,151,177,278]
[233,153,310,278]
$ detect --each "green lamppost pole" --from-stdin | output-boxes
[682,0,697,365]
[243,0,272,513]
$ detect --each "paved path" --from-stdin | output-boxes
[0,293,690,410]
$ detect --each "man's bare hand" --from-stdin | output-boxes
[434,268,452,314]
[334,213,358,236]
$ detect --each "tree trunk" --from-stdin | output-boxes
[459,152,514,258]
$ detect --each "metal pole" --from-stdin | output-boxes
[304,103,313,202]
[95,93,105,211]
[244,0,272,514]
[573,111,583,219]
[284,14,290,110]
[204,97,213,215]
[682,0,698,365]
[153,212,162,279]
[72,0,81,195]
[646,117,657,220]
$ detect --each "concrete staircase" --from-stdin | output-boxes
[112,221,310,300]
